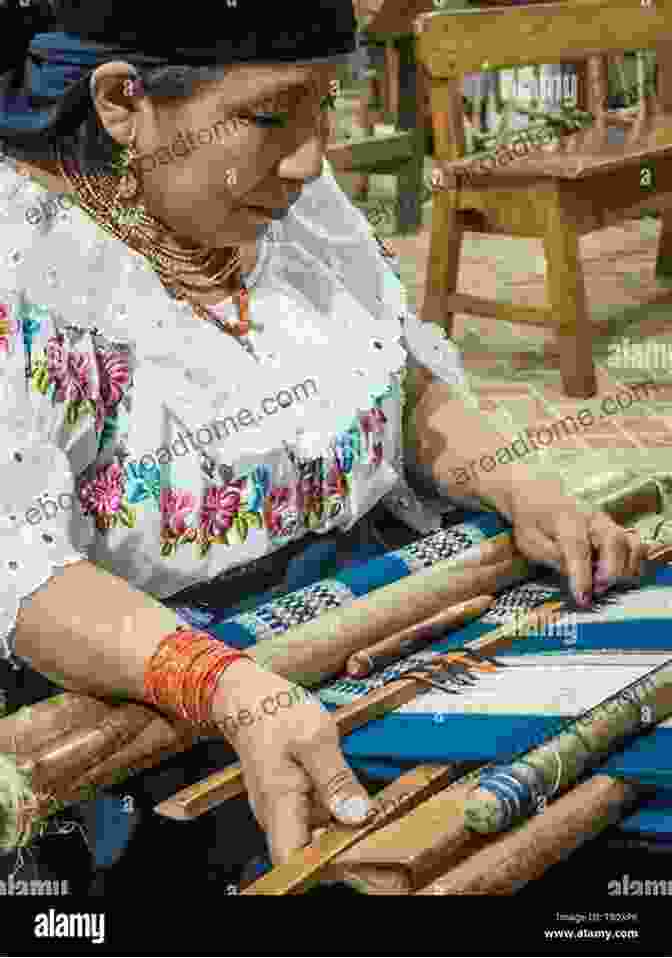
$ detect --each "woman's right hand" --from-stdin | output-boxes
[212,659,374,865]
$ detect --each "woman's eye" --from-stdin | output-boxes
[250,112,289,128]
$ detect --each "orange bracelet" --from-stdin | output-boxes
[144,628,253,728]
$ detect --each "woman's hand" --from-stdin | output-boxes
[212,659,373,864]
[505,473,649,607]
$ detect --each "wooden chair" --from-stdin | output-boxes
[325,0,431,233]
[415,0,672,397]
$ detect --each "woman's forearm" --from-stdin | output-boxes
[405,377,534,520]
[13,559,254,709]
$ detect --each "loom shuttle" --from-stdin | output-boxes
[345,595,495,678]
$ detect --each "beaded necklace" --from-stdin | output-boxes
[55,149,255,351]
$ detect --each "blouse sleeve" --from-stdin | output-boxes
[369,231,479,407]
[0,289,92,667]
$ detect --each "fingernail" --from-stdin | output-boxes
[330,795,372,824]
[576,591,592,608]
[593,561,611,593]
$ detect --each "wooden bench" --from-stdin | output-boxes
[415,0,672,397]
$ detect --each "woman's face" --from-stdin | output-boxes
[91,61,338,247]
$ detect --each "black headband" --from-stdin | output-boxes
[0,0,357,142]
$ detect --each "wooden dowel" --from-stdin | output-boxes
[345,595,494,678]
[248,534,523,684]
[240,763,463,897]
[416,775,638,895]
[155,598,567,821]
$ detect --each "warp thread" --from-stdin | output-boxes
[465,762,547,833]
[0,753,38,852]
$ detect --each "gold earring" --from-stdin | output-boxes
[111,132,146,227]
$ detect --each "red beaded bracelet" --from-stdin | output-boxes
[144,627,253,729]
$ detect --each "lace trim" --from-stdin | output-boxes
[0,553,89,668]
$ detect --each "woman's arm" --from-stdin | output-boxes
[404,369,528,521]
[13,557,257,708]
[404,369,648,604]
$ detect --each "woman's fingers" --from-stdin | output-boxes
[588,515,649,590]
[264,785,314,865]
[294,729,374,829]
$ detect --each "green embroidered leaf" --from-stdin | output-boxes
[199,540,211,558]
[32,363,50,395]
[99,415,118,448]
[65,401,80,426]
[161,541,175,558]
[117,503,136,528]
[228,518,245,545]
[243,510,263,529]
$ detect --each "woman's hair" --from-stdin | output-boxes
[2,61,231,175]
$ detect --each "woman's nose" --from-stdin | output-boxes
[277,132,325,184]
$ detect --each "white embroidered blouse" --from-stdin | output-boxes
[0,155,473,663]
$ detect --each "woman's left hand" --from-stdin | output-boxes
[506,474,650,608]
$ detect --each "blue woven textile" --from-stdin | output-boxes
[91,511,672,863]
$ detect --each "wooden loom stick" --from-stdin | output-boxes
[416,775,638,895]
[154,595,566,823]
[248,532,523,684]
[345,596,495,678]
[321,560,672,892]
[1,530,666,846]
[242,552,672,894]
[0,538,519,842]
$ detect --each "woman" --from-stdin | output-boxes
[0,0,647,883]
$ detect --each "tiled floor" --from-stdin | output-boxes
[332,87,672,496]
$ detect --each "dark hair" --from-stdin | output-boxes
[0,2,354,174]
[1,57,233,174]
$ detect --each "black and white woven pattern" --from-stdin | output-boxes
[236,580,355,641]
[395,526,485,572]
[480,583,563,624]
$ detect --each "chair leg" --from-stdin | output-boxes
[396,150,424,235]
[420,192,464,337]
[352,77,378,201]
[543,195,597,399]
[655,210,672,280]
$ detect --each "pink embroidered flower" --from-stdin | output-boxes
[57,351,94,404]
[45,337,95,404]
[371,441,383,469]
[78,462,124,519]
[0,315,18,354]
[264,486,298,537]
[297,474,321,516]
[360,406,387,437]
[46,338,68,381]
[98,349,130,412]
[160,488,198,538]
[326,462,347,498]
[199,482,243,538]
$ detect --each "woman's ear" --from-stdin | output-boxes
[90,62,144,146]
